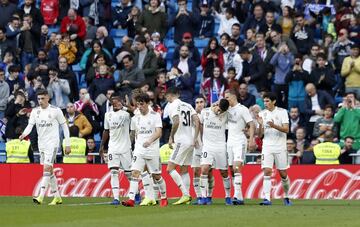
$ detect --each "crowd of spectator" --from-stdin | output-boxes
[0,0,360,165]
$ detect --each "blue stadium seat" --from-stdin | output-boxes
[165,39,177,48]
[0,142,6,163]
[110,29,128,37]
[113,70,120,82]
[195,38,209,48]
[114,37,122,48]
[48,26,60,34]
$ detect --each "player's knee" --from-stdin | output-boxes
[278,170,287,179]
[179,165,188,174]
[232,164,242,173]
[263,168,272,176]
[193,168,201,177]
[44,165,53,174]
[152,174,161,181]
[166,163,175,173]
[220,170,228,178]
[131,170,140,178]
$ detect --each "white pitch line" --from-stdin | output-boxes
[65,202,112,206]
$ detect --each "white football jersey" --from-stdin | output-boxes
[104,110,131,154]
[28,105,67,149]
[169,99,197,144]
[259,107,289,152]
[200,108,228,150]
[227,103,253,143]
[131,110,162,157]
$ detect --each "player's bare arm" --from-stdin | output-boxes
[168,115,179,148]
[247,121,256,151]
[256,115,264,138]
[143,127,162,148]
[268,121,289,134]
[99,129,109,159]
[192,114,200,148]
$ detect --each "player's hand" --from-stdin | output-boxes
[267,120,275,128]
[143,141,151,148]
[194,140,200,149]
[256,115,263,125]
[65,146,71,155]
[168,138,174,149]
[99,148,106,160]
[19,134,25,141]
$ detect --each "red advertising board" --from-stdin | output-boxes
[0,164,359,199]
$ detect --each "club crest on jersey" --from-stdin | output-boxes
[48,114,51,119]
[147,121,151,125]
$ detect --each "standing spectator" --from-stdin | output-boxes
[339,136,357,164]
[242,4,265,35]
[226,67,239,91]
[277,6,294,38]
[0,27,10,62]
[112,0,133,29]
[285,54,309,113]
[65,102,92,138]
[0,69,9,119]
[291,13,314,55]
[96,26,115,53]
[134,35,158,88]
[83,16,97,48]
[341,44,360,98]
[260,10,282,42]
[170,0,199,44]
[18,14,41,67]
[334,92,360,150]
[85,54,108,85]
[270,42,294,109]
[302,44,320,74]
[121,6,140,38]
[47,67,70,111]
[313,105,338,141]
[214,7,239,36]
[223,39,242,79]
[288,106,306,139]
[239,47,266,98]
[57,56,78,102]
[0,0,16,28]
[60,8,87,41]
[80,39,113,74]
[39,25,50,49]
[201,37,224,79]
[88,65,115,102]
[309,53,336,96]
[269,30,297,55]
[6,65,25,94]
[219,32,230,52]
[137,0,167,39]
[197,3,214,39]
[332,28,353,71]
[304,83,335,137]
[230,23,244,48]
[28,49,51,87]
[172,32,201,67]
[17,0,44,27]
[243,28,257,50]
[47,33,61,64]
[5,16,21,48]
[116,54,145,98]
[40,0,59,25]
[172,45,196,104]
[254,33,275,86]
[238,82,256,108]
[59,33,78,65]
[200,66,228,105]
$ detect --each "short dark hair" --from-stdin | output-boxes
[135,35,146,44]
[227,66,236,73]
[110,93,122,102]
[227,38,237,45]
[239,46,250,54]
[36,89,48,96]
[135,93,150,103]
[165,87,180,96]
[232,23,241,29]
[48,66,59,74]
[122,54,133,62]
[263,92,277,101]
[324,104,333,111]
[345,91,357,100]
[316,53,327,60]
[219,99,230,112]
[225,88,239,97]
[0,27,6,33]
[69,125,80,137]
[295,12,305,18]
[8,65,21,73]
[345,136,355,141]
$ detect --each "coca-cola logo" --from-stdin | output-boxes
[32,168,144,197]
[245,169,360,200]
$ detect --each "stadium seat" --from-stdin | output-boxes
[165,39,177,48]
[110,29,128,38]
[194,38,209,48]
[0,142,6,163]
[114,37,122,48]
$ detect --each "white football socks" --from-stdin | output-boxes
[110,169,119,200]
[234,173,243,200]
[263,176,272,201]
[181,172,190,193]
[169,170,189,196]
[38,172,51,198]
[281,176,290,198]
[200,175,208,198]
[141,172,155,200]
[193,177,201,198]
[222,176,231,198]
[49,174,60,198]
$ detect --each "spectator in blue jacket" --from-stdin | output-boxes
[112,0,133,28]
[197,3,214,39]
[173,32,201,67]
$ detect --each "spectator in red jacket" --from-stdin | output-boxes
[40,0,59,25]
[201,37,224,79]
[60,8,86,40]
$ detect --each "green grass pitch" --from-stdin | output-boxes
[0,197,359,227]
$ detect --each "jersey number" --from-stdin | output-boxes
[181,111,191,126]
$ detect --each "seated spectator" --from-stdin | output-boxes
[295,126,310,153]
[116,54,145,99]
[88,65,115,104]
[226,67,239,91]
[112,0,133,29]
[28,49,51,87]
[80,39,113,75]
[86,137,100,163]
[6,65,25,94]
[121,6,140,38]
[26,75,46,104]
[339,136,357,164]
[57,56,78,102]
[0,27,11,62]
[309,53,336,96]
[173,32,201,67]
[201,66,228,105]
[254,33,275,87]
[219,32,230,52]
[47,33,61,64]
[65,102,93,139]
[75,88,99,115]
[334,92,360,150]
[171,45,196,104]
[301,139,318,164]
[285,54,309,112]
[270,30,297,55]
[0,0,16,28]
[47,67,70,111]
[313,131,341,164]
[291,13,314,55]
[137,0,167,39]
[313,105,338,141]
[59,33,78,65]
[242,3,265,35]
[201,37,224,79]
[341,43,360,98]
[85,54,108,85]
[288,106,306,139]
[302,44,320,74]
[238,82,256,108]
[39,24,49,49]
[214,7,239,36]
[99,88,115,122]
[0,69,9,119]
[304,83,335,137]
[197,3,214,39]
[243,28,257,50]
[18,0,44,27]
[287,138,301,164]
[277,6,294,38]
[150,32,167,69]
[96,26,115,53]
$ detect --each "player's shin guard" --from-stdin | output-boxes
[169,170,189,196]
[222,177,231,198]
[193,177,201,198]
[110,169,120,200]
[141,172,155,200]
[128,177,140,200]
[208,176,214,197]
[38,172,51,197]
[200,175,208,198]
[181,172,190,194]
[234,173,243,200]
[49,174,60,198]
[156,177,167,199]
[263,176,272,201]
[124,170,132,182]
[281,176,290,198]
